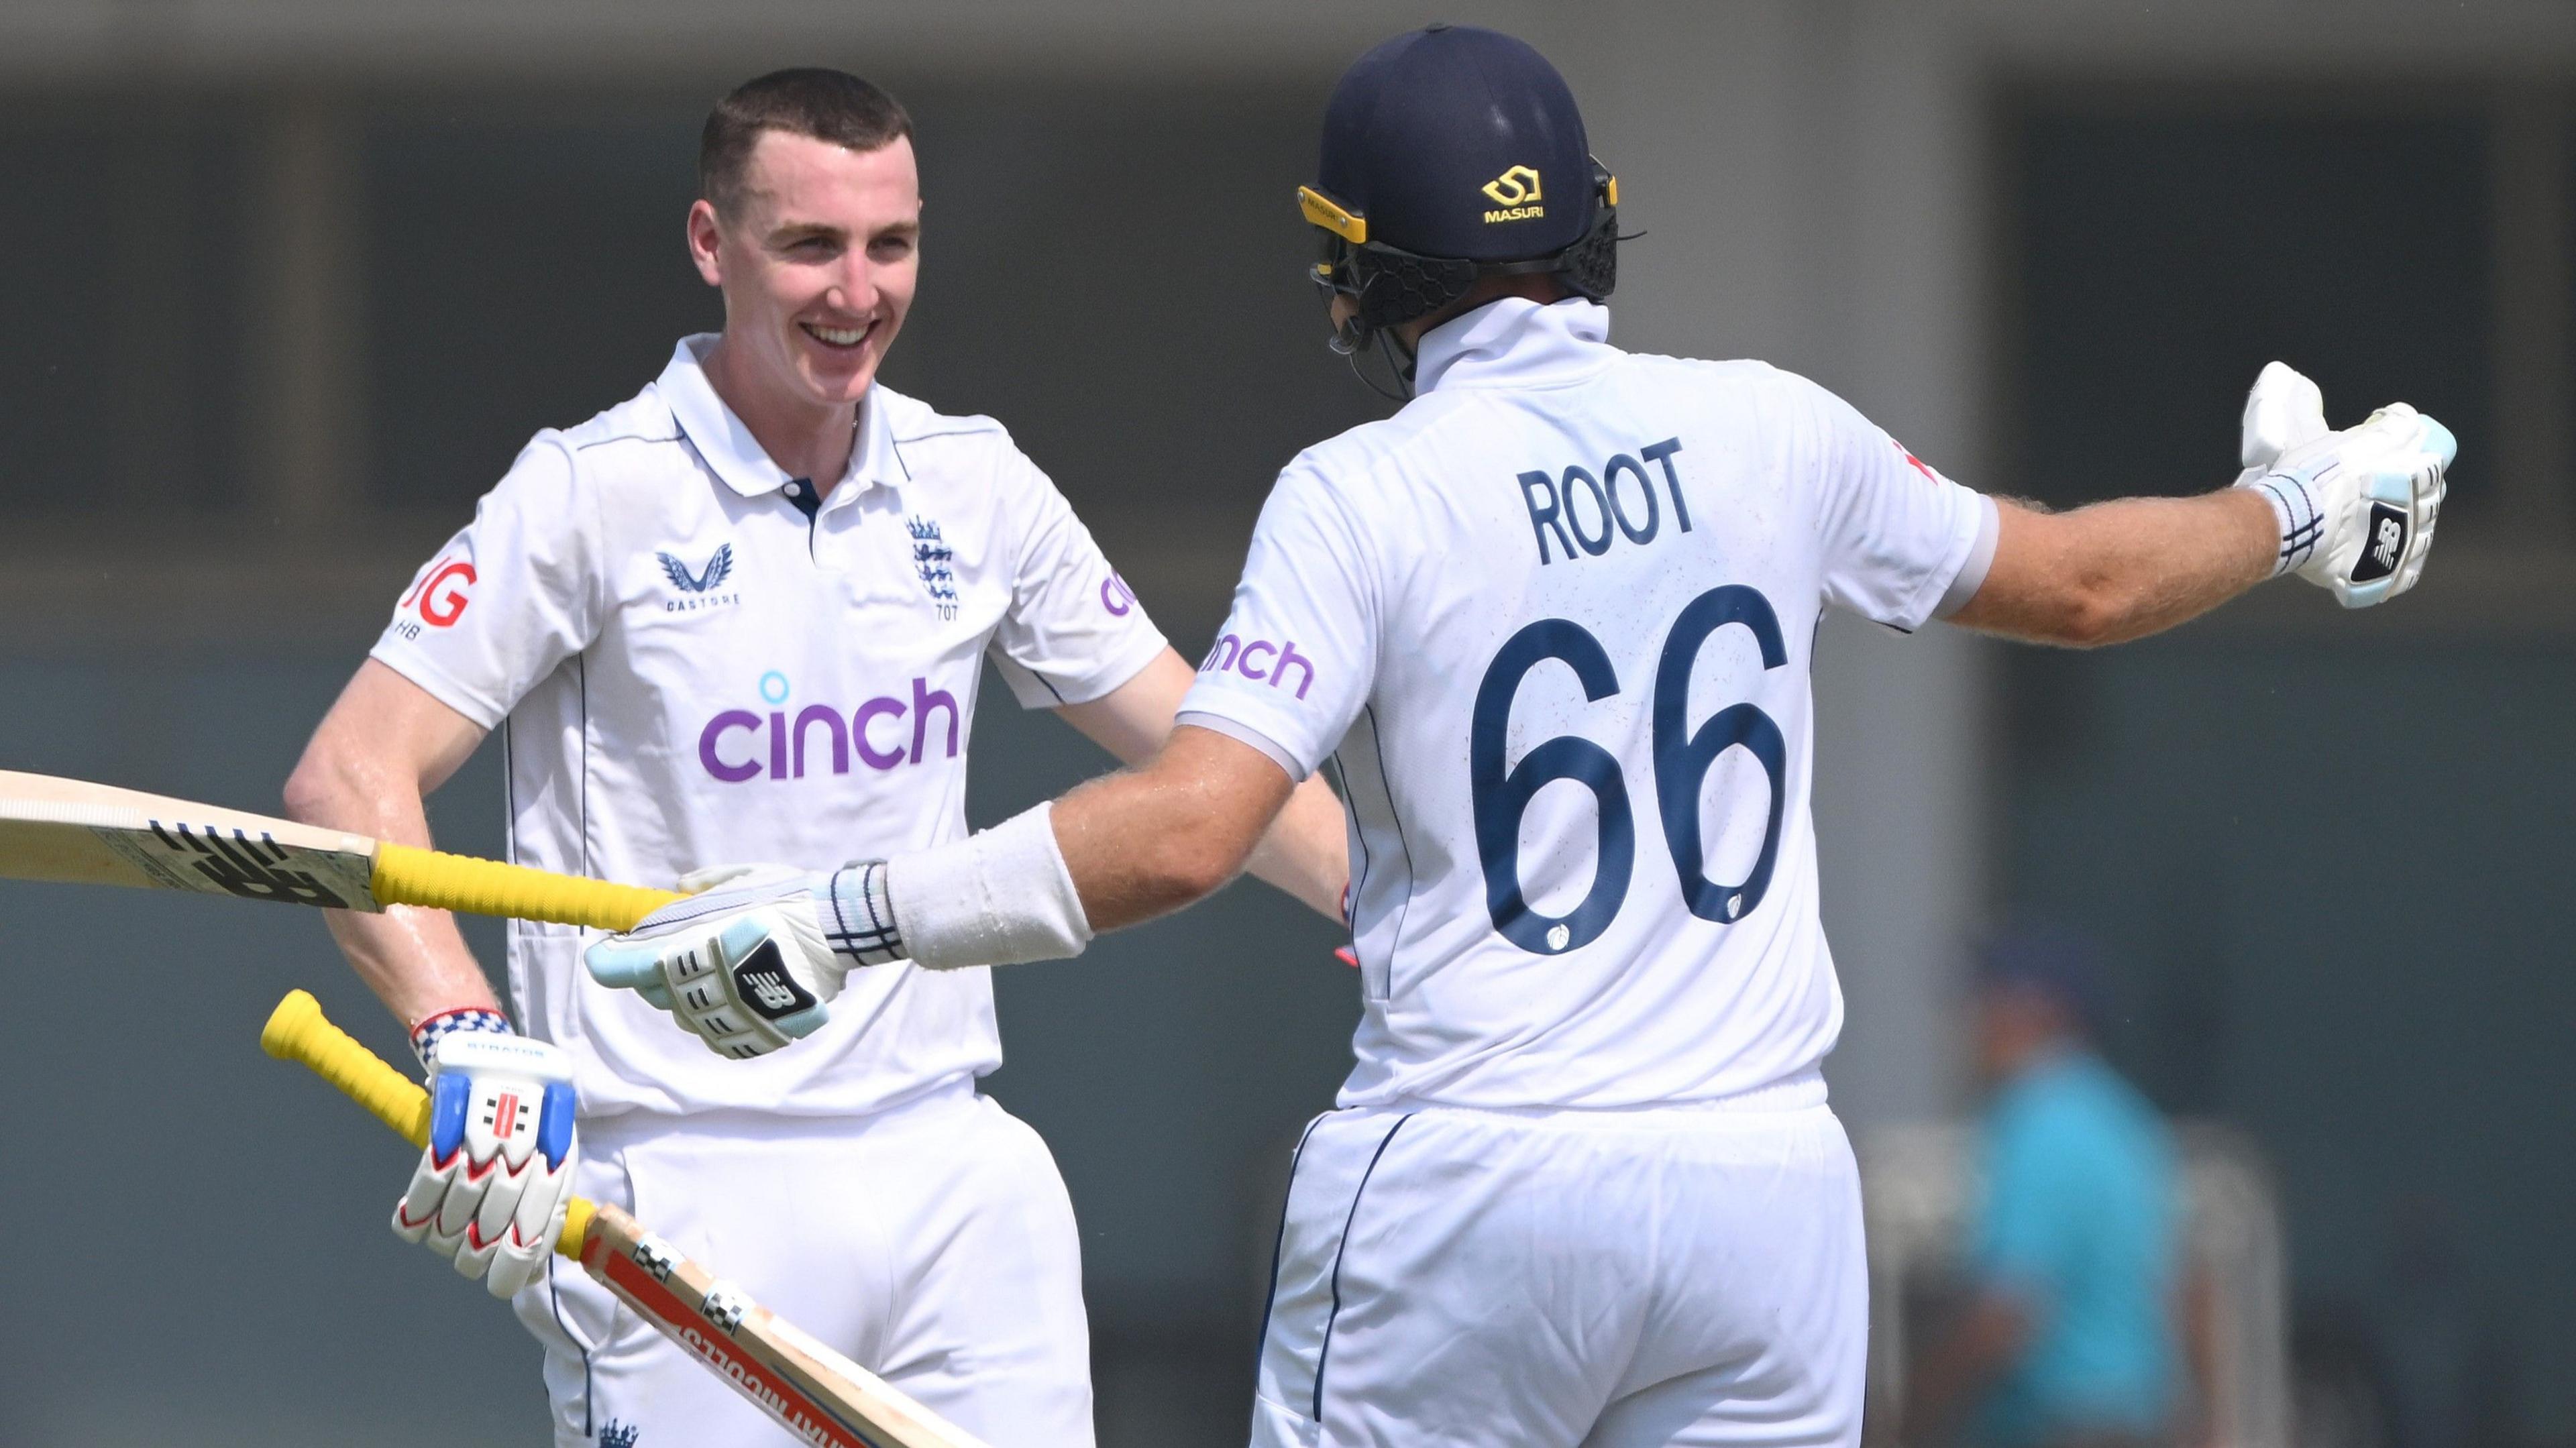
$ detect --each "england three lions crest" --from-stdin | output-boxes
[908,516,959,620]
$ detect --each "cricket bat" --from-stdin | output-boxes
[0,769,677,930]
[262,989,992,1448]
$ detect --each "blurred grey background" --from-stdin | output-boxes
[0,1,2569,1445]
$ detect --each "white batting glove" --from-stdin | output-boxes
[582,862,908,1059]
[2232,361,2454,608]
[392,1029,578,1298]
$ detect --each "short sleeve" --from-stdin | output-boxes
[1801,378,1994,630]
[368,435,601,730]
[1175,463,1379,780]
[985,450,1169,709]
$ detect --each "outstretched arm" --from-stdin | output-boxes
[1948,491,2275,647]
[1053,648,1346,920]
[580,723,1300,1059]
[1047,724,1299,932]
[1953,368,2453,646]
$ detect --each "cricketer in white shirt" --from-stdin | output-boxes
[384,336,1165,1443]
[589,276,2451,1448]
[288,77,1348,1446]
[349,338,1350,1448]
[1179,295,1993,1112]
[375,336,1166,1120]
[1189,296,1986,1445]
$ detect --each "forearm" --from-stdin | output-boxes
[1243,772,1350,921]
[1055,649,1344,922]
[294,782,500,1025]
[1047,726,1295,934]
[285,712,498,1029]
[1955,491,2275,647]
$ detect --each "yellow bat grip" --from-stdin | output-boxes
[372,843,682,932]
[262,989,596,1258]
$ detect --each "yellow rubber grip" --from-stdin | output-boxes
[262,989,596,1259]
[372,843,682,932]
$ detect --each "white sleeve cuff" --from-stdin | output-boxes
[1173,711,1306,781]
[884,803,1094,969]
[2237,470,2323,577]
[1933,494,2001,620]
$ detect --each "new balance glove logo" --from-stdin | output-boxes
[2359,510,2400,571]
[739,963,806,1016]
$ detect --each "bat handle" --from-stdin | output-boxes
[372,843,683,932]
[262,989,597,1258]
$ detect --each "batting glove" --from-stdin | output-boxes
[582,862,907,1060]
[392,1027,578,1298]
[2232,361,2454,608]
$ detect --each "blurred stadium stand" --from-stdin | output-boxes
[0,3,2569,1445]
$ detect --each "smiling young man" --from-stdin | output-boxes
[282,68,1346,1447]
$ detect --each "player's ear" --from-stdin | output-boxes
[686,199,725,287]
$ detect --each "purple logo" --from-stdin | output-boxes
[1100,571,1136,617]
[698,676,961,782]
[1199,635,1315,700]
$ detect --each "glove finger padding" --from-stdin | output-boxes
[586,875,847,1059]
[2294,404,2455,609]
[2237,360,2328,481]
[391,1034,578,1298]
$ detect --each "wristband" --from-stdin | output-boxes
[883,802,1093,969]
[2239,465,2326,577]
[822,860,907,967]
[411,1006,513,1070]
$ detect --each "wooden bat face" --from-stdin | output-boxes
[0,770,680,930]
[0,769,383,907]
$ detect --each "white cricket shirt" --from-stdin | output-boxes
[1179,298,1994,1111]
[374,335,1167,1119]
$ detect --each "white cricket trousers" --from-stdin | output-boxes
[515,1080,1093,1447]
[1250,1073,1865,1448]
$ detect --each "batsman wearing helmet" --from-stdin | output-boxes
[588,25,2453,1448]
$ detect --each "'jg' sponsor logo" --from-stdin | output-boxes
[391,553,476,639]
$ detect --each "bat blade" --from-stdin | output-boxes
[261,991,991,1448]
[0,769,680,930]
[0,769,381,909]
[582,1205,994,1448]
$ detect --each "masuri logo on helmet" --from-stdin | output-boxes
[1481,164,1544,222]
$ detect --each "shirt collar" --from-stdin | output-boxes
[1411,297,1617,396]
[656,333,889,501]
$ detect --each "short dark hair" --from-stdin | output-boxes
[700,68,913,219]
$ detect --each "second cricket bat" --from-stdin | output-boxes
[0,769,676,930]
[263,990,990,1448]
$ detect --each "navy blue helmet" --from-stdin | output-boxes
[1302,24,1619,351]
